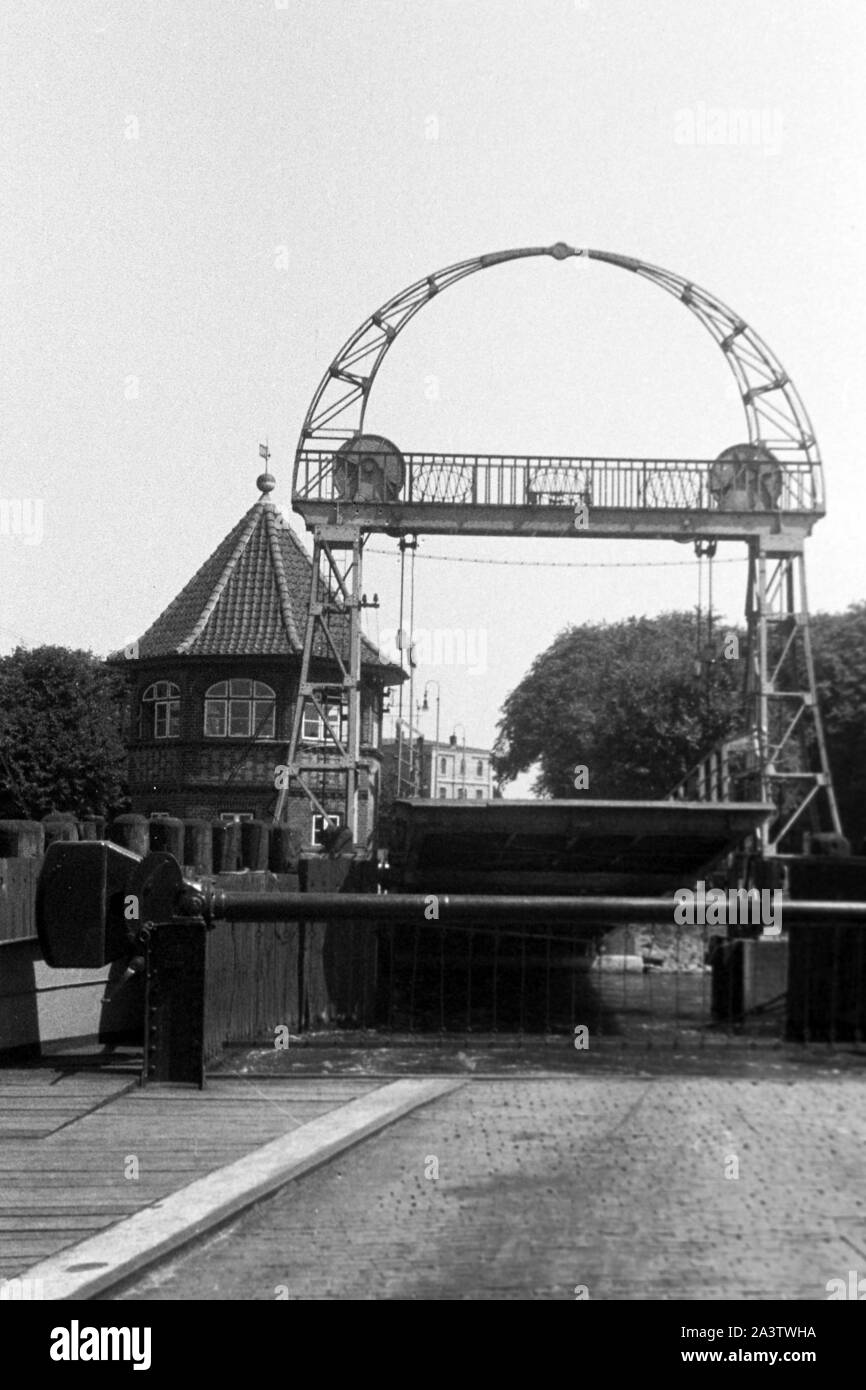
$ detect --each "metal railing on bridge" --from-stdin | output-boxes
[670,738,753,805]
[295,451,822,514]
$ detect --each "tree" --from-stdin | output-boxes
[810,603,866,851]
[493,612,743,799]
[0,646,129,820]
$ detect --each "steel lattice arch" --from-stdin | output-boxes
[278,243,840,858]
[293,242,821,474]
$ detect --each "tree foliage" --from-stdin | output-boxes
[0,646,129,820]
[810,602,866,851]
[493,612,743,799]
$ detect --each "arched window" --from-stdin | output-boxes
[140,681,180,739]
[476,759,484,777]
[204,680,275,739]
[439,756,447,774]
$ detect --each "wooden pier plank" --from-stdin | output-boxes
[0,1070,381,1283]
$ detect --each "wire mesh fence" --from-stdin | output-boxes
[358,918,865,1053]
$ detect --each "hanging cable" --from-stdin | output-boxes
[365,547,743,570]
[693,538,718,716]
[707,543,715,651]
[408,540,417,794]
[394,535,419,795]
[396,541,407,795]
[695,545,703,678]
[706,542,716,725]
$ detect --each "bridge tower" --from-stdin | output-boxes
[274,243,841,859]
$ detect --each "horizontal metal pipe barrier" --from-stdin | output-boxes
[198,891,866,926]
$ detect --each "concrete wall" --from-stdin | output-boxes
[0,941,142,1055]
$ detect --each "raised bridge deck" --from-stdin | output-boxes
[385,798,774,900]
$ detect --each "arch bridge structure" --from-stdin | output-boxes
[275,242,841,863]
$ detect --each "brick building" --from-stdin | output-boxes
[110,471,404,850]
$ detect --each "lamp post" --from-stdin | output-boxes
[397,716,414,798]
[451,722,466,799]
[421,681,441,797]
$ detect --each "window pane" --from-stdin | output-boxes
[168,701,180,737]
[253,682,274,698]
[253,701,275,738]
[229,679,252,698]
[229,701,251,736]
[154,705,167,738]
[302,708,321,740]
[206,682,227,698]
[205,701,226,737]
[312,813,341,846]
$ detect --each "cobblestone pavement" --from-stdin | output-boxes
[113,1058,866,1301]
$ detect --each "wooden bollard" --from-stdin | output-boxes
[241,819,269,870]
[41,812,80,845]
[212,819,241,873]
[108,813,149,857]
[269,824,301,874]
[149,816,184,860]
[184,820,213,876]
[0,819,44,857]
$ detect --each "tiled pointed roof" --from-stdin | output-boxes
[130,492,401,675]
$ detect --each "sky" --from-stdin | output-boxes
[2,0,864,787]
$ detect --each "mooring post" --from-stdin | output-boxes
[142,919,208,1088]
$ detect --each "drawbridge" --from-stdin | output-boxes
[25,247,861,1085]
[275,242,841,869]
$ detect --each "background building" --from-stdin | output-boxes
[381,727,496,800]
[422,736,496,799]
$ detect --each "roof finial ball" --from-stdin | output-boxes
[257,442,275,496]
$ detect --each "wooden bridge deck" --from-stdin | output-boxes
[0,1066,379,1281]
